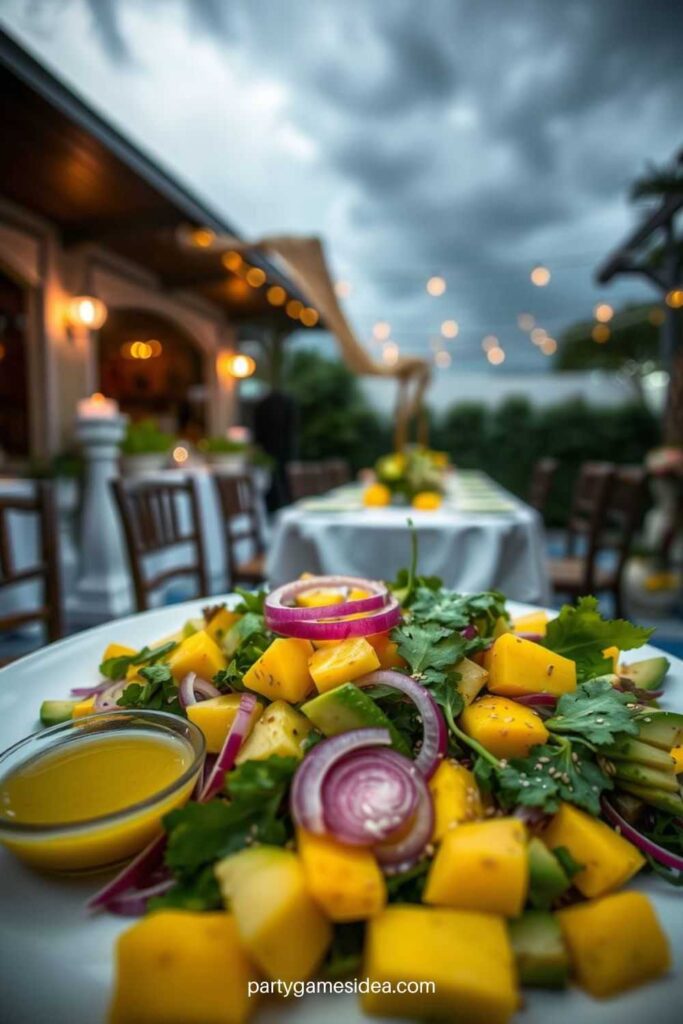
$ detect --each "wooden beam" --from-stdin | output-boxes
[62,209,182,248]
[596,194,683,284]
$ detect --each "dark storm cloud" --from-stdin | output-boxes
[7,0,683,372]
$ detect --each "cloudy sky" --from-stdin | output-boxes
[2,0,681,375]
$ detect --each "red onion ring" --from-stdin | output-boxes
[70,681,113,698]
[374,767,434,873]
[87,833,167,913]
[200,692,257,801]
[602,797,683,872]
[515,632,544,643]
[460,625,478,640]
[269,595,401,641]
[265,575,387,625]
[178,672,221,709]
[290,728,393,835]
[356,669,447,779]
[512,693,558,707]
[95,680,128,711]
[321,748,419,845]
[105,877,175,917]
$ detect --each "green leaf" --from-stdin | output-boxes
[497,740,613,816]
[116,663,183,715]
[233,588,267,615]
[547,679,639,747]
[410,587,507,634]
[99,639,177,681]
[391,621,467,687]
[543,597,652,682]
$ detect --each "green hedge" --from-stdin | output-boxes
[285,351,660,525]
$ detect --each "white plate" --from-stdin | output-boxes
[0,598,681,1024]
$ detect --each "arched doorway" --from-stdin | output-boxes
[98,309,208,439]
[0,267,30,461]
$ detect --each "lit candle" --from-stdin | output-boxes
[77,392,119,419]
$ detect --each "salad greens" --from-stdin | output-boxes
[542,596,652,682]
[100,639,177,681]
[117,663,182,716]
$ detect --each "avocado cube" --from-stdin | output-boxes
[508,910,569,988]
[527,838,570,909]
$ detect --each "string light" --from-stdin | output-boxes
[435,349,451,368]
[172,445,189,464]
[530,327,548,345]
[487,346,505,365]
[382,341,399,366]
[592,324,610,344]
[222,251,243,272]
[666,289,683,309]
[517,313,535,331]
[300,307,319,327]
[481,335,498,352]
[67,296,107,330]
[373,321,391,341]
[441,320,459,339]
[245,266,266,288]
[540,337,557,355]
[190,227,216,249]
[266,285,287,306]
[594,303,614,323]
[426,276,446,296]
[530,265,551,287]
[335,280,352,298]
[286,299,304,319]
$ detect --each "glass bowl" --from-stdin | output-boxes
[0,710,205,873]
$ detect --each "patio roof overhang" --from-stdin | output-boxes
[0,27,318,333]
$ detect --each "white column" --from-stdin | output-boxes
[66,413,133,625]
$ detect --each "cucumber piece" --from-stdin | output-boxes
[636,711,683,750]
[618,783,683,816]
[508,911,569,988]
[610,761,680,793]
[620,655,670,691]
[301,683,410,756]
[603,737,677,772]
[40,699,79,726]
[527,838,570,910]
[454,657,488,706]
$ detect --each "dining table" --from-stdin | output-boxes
[267,471,551,604]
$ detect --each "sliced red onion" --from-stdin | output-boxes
[460,625,478,640]
[200,692,257,801]
[290,728,392,834]
[95,680,128,711]
[265,575,387,626]
[602,798,683,872]
[105,877,175,917]
[70,680,113,698]
[270,596,401,641]
[515,632,544,643]
[356,669,447,779]
[375,768,434,874]
[178,672,221,709]
[512,693,558,707]
[321,749,419,845]
[87,833,167,912]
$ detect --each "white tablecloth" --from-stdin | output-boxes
[267,474,551,604]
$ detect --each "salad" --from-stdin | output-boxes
[37,545,682,1023]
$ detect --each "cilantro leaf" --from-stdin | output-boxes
[387,521,441,606]
[496,740,613,816]
[543,597,652,682]
[392,621,467,686]
[99,639,177,681]
[410,587,507,635]
[233,588,267,615]
[117,663,182,715]
[546,679,639,747]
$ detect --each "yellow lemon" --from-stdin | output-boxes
[412,490,442,511]
[363,483,392,507]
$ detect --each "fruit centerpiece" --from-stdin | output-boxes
[368,447,448,508]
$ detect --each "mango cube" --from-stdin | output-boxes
[205,608,241,646]
[429,760,483,842]
[186,694,263,754]
[424,817,528,917]
[672,744,683,773]
[557,892,670,998]
[308,636,380,693]
[235,699,311,764]
[541,803,645,898]
[101,642,137,663]
[297,828,386,921]
[460,695,549,759]
[488,633,576,697]
[513,610,549,636]
[72,696,96,718]
[168,630,227,682]
[215,846,331,982]
[243,637,314,702]
[362,906,518,1023]
[295,588,344,608]
[366,631,406,670]
[109,911,258,1024]
[602,645,619,672]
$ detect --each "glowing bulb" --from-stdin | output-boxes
[335,280,352,298]
[441,320,459,339]
[230,354,256,378]
[530,327,547,345]
[530,265,551,287]
[67,296,107,329]
[173,445,189,464]
[594,303,614,323]
[382,341,399,366]
[592,324,610,344]
[222,250,243,272]
[666,289,683,309]
[245,266,266,288]
[300,307,319,327]
[517,313,535,331]
[487,346,505,365]
[435,349,451,368]
[540,337,557,355]
[148,339,163,357]
[217,351,256,382]
[481,334,498,352]
[286,299,304,319]
[266,285,287,306]
[190,227,216,249]
[426,275,446,296]
[373,321,391,341]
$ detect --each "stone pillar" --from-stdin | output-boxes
[66,413,132,626]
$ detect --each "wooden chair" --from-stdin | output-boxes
[0,481,62,650]
[323,458,352,488]
[111,477,209,612]
[213,472,266,587]
[286,461,326,501]
[528,457,558,517]
[549,463,645,616]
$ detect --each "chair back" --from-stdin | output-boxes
[286,461,326,501]
[564,462,614,589]
[0,481,62,642]
[323,458,352,489]
[213,473,264,584]
[600,466,647,580]
[528,457,558,515]
[111,476,208,611]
